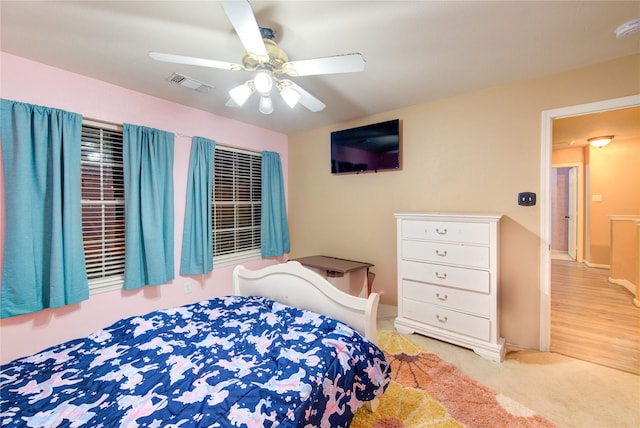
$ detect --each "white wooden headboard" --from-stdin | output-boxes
[233,261,380,344]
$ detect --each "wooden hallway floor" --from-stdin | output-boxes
[550,259,640,374]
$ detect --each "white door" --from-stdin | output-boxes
[567,167,578,260]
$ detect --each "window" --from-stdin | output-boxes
[212,146,261,266]
[80,120,125,293]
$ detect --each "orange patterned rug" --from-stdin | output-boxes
[351,331,557,428]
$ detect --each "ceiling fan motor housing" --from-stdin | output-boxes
[242,39,289,72]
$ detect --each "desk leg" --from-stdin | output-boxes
[366,269,375,296]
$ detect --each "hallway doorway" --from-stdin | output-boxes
[551,164,581,261]
[539,94,640,352]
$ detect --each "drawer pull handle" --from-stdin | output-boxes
[436,293,448,301]
[436,228,448,234]
[435,272,447,280]
[435,250,448,257]
[436,315,448,323]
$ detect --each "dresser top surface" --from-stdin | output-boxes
[394,212,502,221]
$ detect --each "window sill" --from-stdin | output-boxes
[214,249,262,268]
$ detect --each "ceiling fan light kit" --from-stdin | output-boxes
[253,70,273,94]
[149,0,365,115]
[279,84,302,108]
[259,95,274,115]
[229,81,254,106]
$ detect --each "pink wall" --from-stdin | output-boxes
[0,52,288,363]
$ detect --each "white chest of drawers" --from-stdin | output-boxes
[394,212,505,362]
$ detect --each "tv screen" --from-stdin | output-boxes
[331,119,401,174]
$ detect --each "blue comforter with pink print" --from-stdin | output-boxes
[0,296,390,427]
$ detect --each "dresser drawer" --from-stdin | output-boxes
[402,240,489,269]
[400,260,490,293]
[402,279,490,316]
[402,220,490,245]
[402,299,491,341]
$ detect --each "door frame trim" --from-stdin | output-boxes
[539,94,640,351]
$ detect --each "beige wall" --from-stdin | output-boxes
[552,147,585,164]
[553,138,640,266]
[588,139,640,265]
[288,54,639,350]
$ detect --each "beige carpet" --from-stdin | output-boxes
[351,331,557,427]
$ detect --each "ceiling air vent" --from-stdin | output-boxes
[166,73,213,93]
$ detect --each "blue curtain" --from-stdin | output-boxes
[180,137,215,275]
[123,124,175,290]
[0,99,88,318]
[261,151,290,258]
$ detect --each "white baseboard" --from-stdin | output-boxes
[584,261,610,269]
[608,277,637,298]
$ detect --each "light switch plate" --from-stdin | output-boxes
[518,192,536,206]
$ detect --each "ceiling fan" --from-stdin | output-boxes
[149,0,366,114]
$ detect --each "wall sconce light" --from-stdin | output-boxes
[588,135,614,148]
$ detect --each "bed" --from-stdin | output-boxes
[0,261,390,427]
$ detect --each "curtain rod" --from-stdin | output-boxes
[176,133,260,155]
[82,122,260,155]
[83,117,122,131]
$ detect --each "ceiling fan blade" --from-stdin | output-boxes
[287,82,326,112]
[220,0,268,59]
[149,52,243,71]
[284,54,365,77]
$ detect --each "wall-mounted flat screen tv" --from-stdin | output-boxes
[331,119,401,174]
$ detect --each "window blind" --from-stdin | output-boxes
[80,122,125,292]
[212,146,261,264]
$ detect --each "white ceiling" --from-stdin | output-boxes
[1,1,639,136]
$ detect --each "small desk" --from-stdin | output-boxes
[293,255,374,297]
